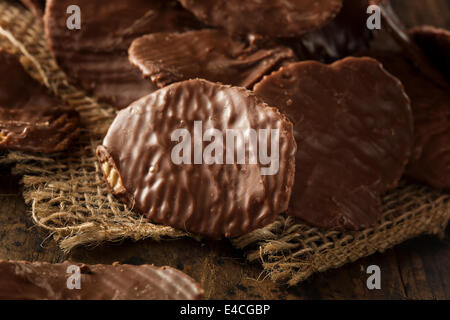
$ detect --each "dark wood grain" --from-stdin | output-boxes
[0,0,449,300]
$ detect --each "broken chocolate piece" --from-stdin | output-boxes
[0,260,204,300]
[21,0,45,18]
[129,29,295,89]
[44,0,202,108]
[0,50,79,153]
[409,26,450,81]
[97,79,296,238]
[369,50,450,189]
[178,0,343,38]
[254,57,414,230]
[288,0,372,62]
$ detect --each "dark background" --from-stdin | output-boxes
[0,0,449,299]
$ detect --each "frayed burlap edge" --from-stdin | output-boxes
[233,183,449,285]
[1,1,449,286]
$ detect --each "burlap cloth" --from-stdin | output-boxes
[0,1,449,286]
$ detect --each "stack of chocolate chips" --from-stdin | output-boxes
[35,0,440,237]
[11,0,447,236]
[6,0,449,299]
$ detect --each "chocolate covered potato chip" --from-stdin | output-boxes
[254,57,414,230]
[178,0,343,38]
[365,24,450,189]
[44,0,202,108]
[129,29,295,89]
[0,260,204,300]
[371,0,449,88]
[0,50,79,153]
[368,49,450,189]
[97,79,296,238]
[409,26,450,81]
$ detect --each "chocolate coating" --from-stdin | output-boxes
[44,0,202,108]
[369,50,450,189]
[129,29,295,89]
[372,0,449,88]
[178,0,343,38]
[0,50,79,153]
[289,0,372,62]
[0,260,204,300]
[410,26,450,82]
[97,79,296,238]
[254,57,414,230]
[21,0,45,18]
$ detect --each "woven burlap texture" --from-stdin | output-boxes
[1,1,449,286]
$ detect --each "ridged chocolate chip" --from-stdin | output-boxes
[97,79,297,238]
[129,29,295,89]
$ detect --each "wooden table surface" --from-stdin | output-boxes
[0,0,449,300]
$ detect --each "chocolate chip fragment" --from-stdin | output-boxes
[129,29,295,89]
[44,0,202,108]
[97,79,296,238]
[254,57,414,230]
[0,50,79,153]
[178,0,343,38]
[0,260,204,300]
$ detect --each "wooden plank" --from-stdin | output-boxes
[0,168,63,263]
[394,234,450,299]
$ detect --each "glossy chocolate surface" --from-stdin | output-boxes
[0,260,204,300]
[97,79,296,238]
[129,29,295,89]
